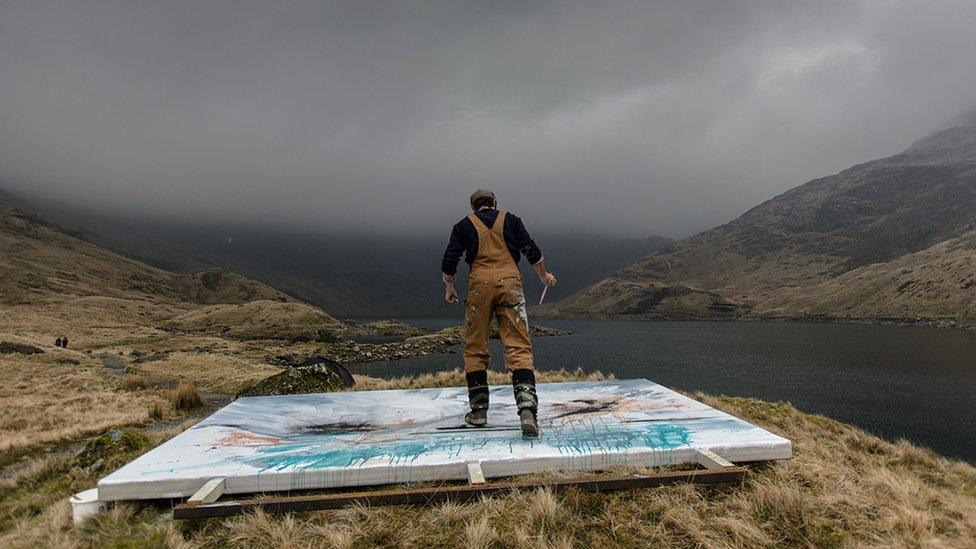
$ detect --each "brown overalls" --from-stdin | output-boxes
[463,211,534,373]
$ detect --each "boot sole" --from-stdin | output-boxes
[521,423,539,437]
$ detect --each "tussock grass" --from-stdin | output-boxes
[2,371,974,548]
[121,374,150,391]
[165,382,202,411]
[147,399,168,420]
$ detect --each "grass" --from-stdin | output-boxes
[1,370,974,548]
[126,352,279,394]
[121,374,150,391]
[0,352,158,452]
[165,382,203,411]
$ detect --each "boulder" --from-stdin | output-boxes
[237,356,354,398]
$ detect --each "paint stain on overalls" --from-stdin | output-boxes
[463,211,533,373]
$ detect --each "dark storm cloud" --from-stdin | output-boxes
[1,1,975,237]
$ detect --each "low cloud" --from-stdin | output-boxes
[1,1,974,237]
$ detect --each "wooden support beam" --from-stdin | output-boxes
[173,467,746,519]
[696,449,734,470]
[466,462,486,485]
[185,478,226,506]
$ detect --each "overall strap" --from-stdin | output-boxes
[491,211,507,234]
[467,212,489,233]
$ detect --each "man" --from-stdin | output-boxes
[441,189,556,437]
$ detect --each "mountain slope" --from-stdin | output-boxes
[543,114,976,321]
[0,197,346,346]
[0,201,290,306]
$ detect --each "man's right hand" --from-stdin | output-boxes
[445,284,460,303]
[540,272,556,286]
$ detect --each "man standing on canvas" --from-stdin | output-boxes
[441,189,556,437]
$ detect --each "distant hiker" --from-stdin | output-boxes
[55,337,63,348]
[62,337,68,349]
[441,189,556,437]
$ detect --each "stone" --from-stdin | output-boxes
[236,356,354,398]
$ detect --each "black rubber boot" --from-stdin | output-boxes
[465,370,489,427]
[512,369,539,437]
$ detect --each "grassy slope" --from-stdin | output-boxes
[0,198,349,453]
[1,370,974,548]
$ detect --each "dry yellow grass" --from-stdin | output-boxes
[127,351,280,394]
[121,374,150,391]
[0,352,156,452]
[0,299,183,349]
[165,382,203,411]
[147,400,168,421]
[167,300,345,341]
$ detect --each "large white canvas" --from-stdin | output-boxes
[98,380,791,501]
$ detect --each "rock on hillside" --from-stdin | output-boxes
[237,357,354,398]
[541,113,976,321]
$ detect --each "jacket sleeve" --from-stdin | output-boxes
[441,223,466,276]
[510,215,543,265]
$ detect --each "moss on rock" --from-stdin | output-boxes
[236,357,352,397]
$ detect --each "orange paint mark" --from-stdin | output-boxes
[217,430,284,447]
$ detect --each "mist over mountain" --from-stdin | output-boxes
[1,191,670,317]
[542,113,976,322]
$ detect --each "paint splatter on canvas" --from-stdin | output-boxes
[97,380,791,501]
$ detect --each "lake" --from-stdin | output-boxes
[351,319,976,463]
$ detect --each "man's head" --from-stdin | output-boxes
[470,188,497,211]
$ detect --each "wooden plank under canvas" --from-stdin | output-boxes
[97,379,792,501]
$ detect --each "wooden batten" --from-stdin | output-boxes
[185,478,226,506]
[173,467,747,519]
[696,449,735,470]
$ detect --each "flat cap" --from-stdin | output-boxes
[469,188,496,207]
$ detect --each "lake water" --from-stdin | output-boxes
[352,319,976,462]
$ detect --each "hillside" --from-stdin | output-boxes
[0,201,290,307]
[541,114,976,322]
[0,198,348,347]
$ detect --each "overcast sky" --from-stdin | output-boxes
[1,1,975,238]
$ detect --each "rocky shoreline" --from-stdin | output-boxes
[538,313,976,331]
[272,321,572,365]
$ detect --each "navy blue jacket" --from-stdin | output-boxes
[441,209,543,276]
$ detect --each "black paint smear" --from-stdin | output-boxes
[549,399,618,419]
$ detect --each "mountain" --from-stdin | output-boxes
[0,194,671,317]
[0,196,346,344]
[542,113,976,322]
[0,201,290,306]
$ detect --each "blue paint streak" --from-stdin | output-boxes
[241,419,746,473]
